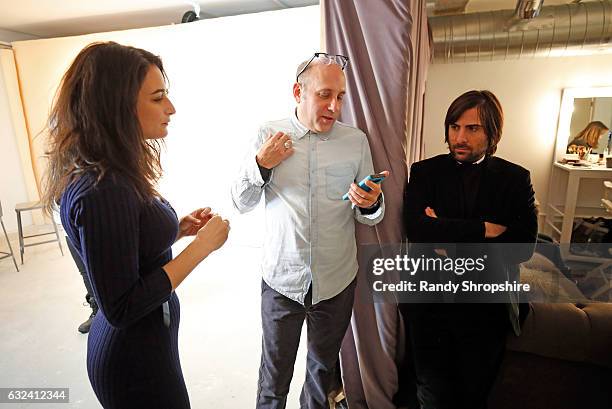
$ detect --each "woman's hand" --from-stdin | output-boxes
[164,213,230,290]
[193,215,230,254]
[177,207,213,241]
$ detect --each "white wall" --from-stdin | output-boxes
[0,61,30,232]
[9,6,320,245]
[423,53,612,211]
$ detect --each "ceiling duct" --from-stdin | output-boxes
[430,0,612,63]
[427,0,470,15]
[514,0,545,19]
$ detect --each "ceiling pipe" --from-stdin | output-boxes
[429,0,612,63]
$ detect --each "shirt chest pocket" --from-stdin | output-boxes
[325,164,355,200]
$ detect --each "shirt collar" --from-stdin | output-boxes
[456,154,486,165]
[291,109,310,139]
[290,109,335,140]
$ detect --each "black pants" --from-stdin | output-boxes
[257,279,356,409]
[66,238,95,305]
[399,303,508,409]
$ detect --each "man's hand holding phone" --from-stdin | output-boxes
[344,170,389,208]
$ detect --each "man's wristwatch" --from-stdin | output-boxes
[369,194,382,208]
[362,194,381,211]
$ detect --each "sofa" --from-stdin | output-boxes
[489,254,612,409]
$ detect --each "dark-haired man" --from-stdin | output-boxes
[401,90,538,409]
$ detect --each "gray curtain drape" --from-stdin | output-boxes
[322,1,430,408]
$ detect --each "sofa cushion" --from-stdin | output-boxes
[507,302,612,369]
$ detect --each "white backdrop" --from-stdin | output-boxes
[11,6,320,247]
[4,6,320,408]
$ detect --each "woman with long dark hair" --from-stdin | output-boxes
[43,42,229,408]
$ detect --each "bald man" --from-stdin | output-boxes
[231,53,388,409]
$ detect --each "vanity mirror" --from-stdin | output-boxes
[546,87,612,245]
[554,87,612,160]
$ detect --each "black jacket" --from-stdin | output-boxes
[403,153,538,333]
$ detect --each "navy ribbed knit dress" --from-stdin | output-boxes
[60,172,190,409]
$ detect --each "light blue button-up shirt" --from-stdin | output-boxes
[231,112,385,304]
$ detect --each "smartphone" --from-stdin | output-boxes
[342,173,386,200]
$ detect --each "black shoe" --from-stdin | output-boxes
[78,312,95,334]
